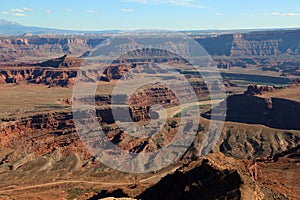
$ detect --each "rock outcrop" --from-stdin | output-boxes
[36,54,83,68]
[216,125,300,160]
[1,29,300,76]
[137,153,287,200]
[0,67,77,86]
[76,81,209,122]
[0,105,299,199]
[196,29,300,57]
[0,37,105,61]
[203,94,300,130]
[244,84,275,95]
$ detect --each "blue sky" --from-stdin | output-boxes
[0,0,299,30]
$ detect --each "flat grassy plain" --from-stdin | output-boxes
[0,84,72,119]
[260,85,300,102]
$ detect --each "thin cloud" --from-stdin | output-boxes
[123,0,206,9]
[11,9,24,13]
[272,12,300,17]
[1,8,33,16]
[23,8,33,11]
[121,8,134,13]
[13,13,26,17]
[87,10,97,13]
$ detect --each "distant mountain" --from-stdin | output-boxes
[1,19,299,37]
[0,19,121,36]
[0,19,20,25]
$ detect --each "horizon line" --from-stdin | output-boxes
[1,18,300,33]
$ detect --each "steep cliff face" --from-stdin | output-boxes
[36,54,83,68]
[0,68,77,87]
[230,34,280,57]
[0,104,298,199]
[203,94,300,130]
[0,112,74,148]
[0,37,105,61]
[0,109,117,166]
[244,84,275,95]
[0,112,93,171]
[242,30,300,55]
[195,34,234,56]
[138,156,243,200]
[137,153,288,200]
[1,29,299,63]
[196,29,300,57]
[76,81,208,122]
[0,55,84,86]
[216,125,300,159]
[1,30,299,77]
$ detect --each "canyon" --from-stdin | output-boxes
[0,83,299,199]
[1,29,300,76]
[0,29,300,199]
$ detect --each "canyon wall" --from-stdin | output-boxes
[203,94,300,130]
[0,67,77,86]
[1,29,299,76]
[196,29,300,57]
[0,37,105,61]
[1,29,300,63]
